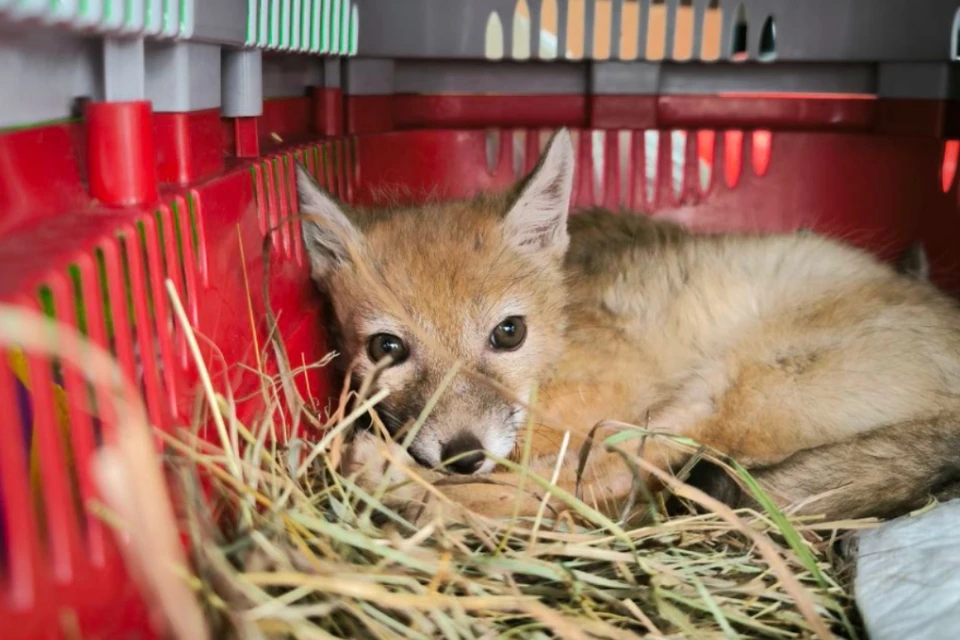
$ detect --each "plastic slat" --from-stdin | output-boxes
[330,0,341,55]
[155,205,189,363]
[284,154,300,259]
[4,0,46,19]
[75,254,121,450]
[181,0,195,37]
[46,274,105,565]
[123,0,147,34]
[292,150,305,267]
[257,0,268,46]
[291,0,302,50]
[276,157,292,257]
[627,129,642,210]
[0,353,45,611]
[138,216,179,419]
[172,196,202,357]
[350,2,358,54]
[24,343,85,583]
[246,0,257,44]
[603,129,620,210]
[279,0,291,50]
[144,0,163,35]
[321,0,332,53]
[99,0,123,31]
[96,242,139,399]
[269,0,281,48]
[187,192,210,289]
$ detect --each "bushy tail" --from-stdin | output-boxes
[683,413,960,521]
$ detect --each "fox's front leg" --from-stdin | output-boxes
[341,431,646,525]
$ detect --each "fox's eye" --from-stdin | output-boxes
[368,333,409,365]
[490,316,527,351]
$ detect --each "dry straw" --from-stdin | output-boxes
[0,252,872,639]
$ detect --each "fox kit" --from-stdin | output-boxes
[296,129,960,525]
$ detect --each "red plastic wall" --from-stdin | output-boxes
[1,90,960,638]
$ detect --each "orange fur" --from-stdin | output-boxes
[297,129,960,526]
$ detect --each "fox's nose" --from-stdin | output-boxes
[441,432,485,474]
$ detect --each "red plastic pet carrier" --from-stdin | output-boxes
[1,0,960,637]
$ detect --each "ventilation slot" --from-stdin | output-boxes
[618,130,633,206]
[29,284,86,573]
[594,0,612,60]
[512,129,527,179]
[724,130,744,188]
[673,0,694,61]
[118,233,163,427]
[953,8,960,60]
[1,352,38,592]
[759,15,776,61]
[566,0,586,59]
[697,130,716,194]
[541,0,559,58]
[643,130,659,206]
[701,0,722,61]
[185,193,208,286]
[751,130,773,177]
[620,0,639,59]
[66,264,105,447]
[731,3,748,61]
[485,11,505,60]
[942,140,959,192]
[647,0,666,61]
[513,0,531,59]
[671,130,687,200]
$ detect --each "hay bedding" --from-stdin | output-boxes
[0,277,875,640]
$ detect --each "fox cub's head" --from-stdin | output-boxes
[296,130,575,474]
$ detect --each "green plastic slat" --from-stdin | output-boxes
[102,0,122,29]
[350,2,358,55]
[340,0,349,54]
[258,0,269,46]
[180,0,192,36]
[78,0,103,27]
[269,0,280,48]
[300,0,311,51]
[145,0,162,35]
[160,0,178,37]
[330,0,340,55]
[49,0,80,22]
[292,0,302,50]
[121,0,145,33]
[6,0,47,18]
[246,0,257,45]
[320,0,331,53]
[310,0,321,52]
[280,0,291,50]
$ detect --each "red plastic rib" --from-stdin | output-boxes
[85,101,158,207]
[154,110,225,185]
[312,87,344,136]
[4,91,960,638]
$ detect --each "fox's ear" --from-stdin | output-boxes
[502,128,574,259]
[296,163,361,279]
[896,241,930,281]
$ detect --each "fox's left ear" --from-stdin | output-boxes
[502,128,574,259]
[296,163,362,280]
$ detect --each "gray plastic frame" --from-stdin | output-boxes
[353,0,960,63]
[3,0,960,129]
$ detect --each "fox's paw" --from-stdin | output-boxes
[339,431,441,528]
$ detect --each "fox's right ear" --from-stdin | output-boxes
[296,164,361,279]
[502,128,575,260]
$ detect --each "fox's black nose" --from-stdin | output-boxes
[442,432,485,474]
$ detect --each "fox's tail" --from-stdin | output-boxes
[682,413,960,521]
